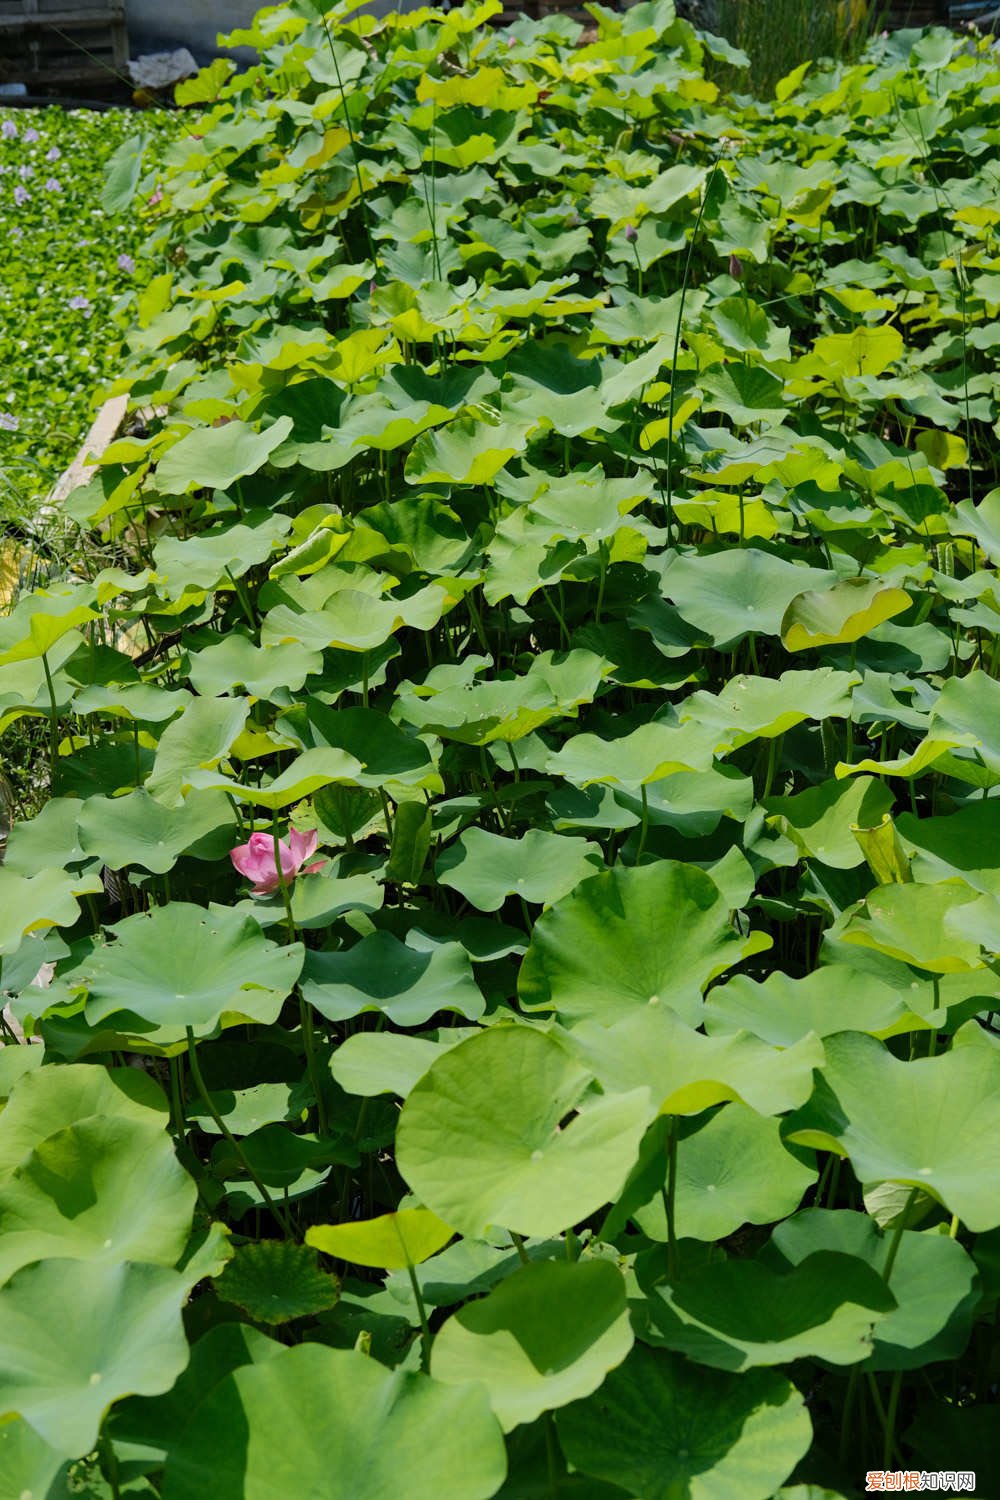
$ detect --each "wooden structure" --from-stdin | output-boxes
[0,0,128,88]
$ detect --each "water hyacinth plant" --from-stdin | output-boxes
[0,2,998,1496]
[0,106,171,527]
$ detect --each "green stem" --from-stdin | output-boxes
[185,1027,293,1238]
[636,784,650,863]
[300,995,329,1138]
[406,1260,433,1373]
[882,1186,919,1285]
[169,1053,186,1137]
[41,650,60,776]
[511,1231,531,1266]
[664,1117,679,1280]
[882,1369,903,1470]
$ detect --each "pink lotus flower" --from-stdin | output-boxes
[230,828,322,896]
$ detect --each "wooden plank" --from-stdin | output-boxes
[0,8,123,27]
[41,392,128,522]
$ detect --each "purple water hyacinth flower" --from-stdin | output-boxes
[45,146,60,162]
[44,177,60,193]
[1,120,17,141]
[624,223,638,243]
[0,412,18,432]
[23,127,39,143]
[18,164,32,180]
[116,253,135,273]
[13,185,29,206]
[68,294,92,315]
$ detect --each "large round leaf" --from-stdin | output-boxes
[74,903,303,1040]
[767,1209,981,1370]
[567,1006,823,1118]
[783,1024,1000,1231]
[519,862,761,1029]
[307,1207,454,1269]
[162,1343,506,1500]
[301,931,484,1026]
[555,1343,811,1500]
[780,576,911,652]
[0,1258,194,1458]
[0,1113,196,1285]
[77,787,237,874]
[432,1259,633,1431]
[0,1063,168,1173]
[704,966,922,1045]
[396,1026,650,1239]
[436,827,603,912]
[635,1103,817,1243]
[645,1251,895,1370]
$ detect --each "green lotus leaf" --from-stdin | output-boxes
[660,550,834,647]
[329,1030,469,1099]
[301,931,485,1026]
[678,670,858,753]
[897,800,1000,893]
[0,868,91,957]
[0,1063,167,1174]
[161,1344,507,1500]
[262,582,452,654]
[0,797,86,877]
[214,1240,339,1325]
[187,1081,302,1136]
[146,696,250,807]
[764,776,894,869]
[782,1024,1000,1230]
[555,1344,811,1500]
[396,1026,650,1240]
[0,1257,196,1459]
[75,903,303,1040]
[710,296,792,362]
[152,515,291,594]
[646,1250,895,1371]
[77,788,237,874]
[394,650,608,744]
[0,585,98,667]
[154,416,293,495]
[567,1006,822,1118]
[767,1208,981,1370]
[432,1259,633,1432]
[700,363,787,426]
[781,576,911,652]
[519,862,766,1029]
[436,828,603,912]
[705,966,923,1045]
[404,415,531,486]
[838,881,985,972]
[307,1207,454,1269]
[0,1415,66,1500]
[634,1103,817,1243]
[287,703,438,790]
[546,719,715,789]
[187,635,324,699]
[221,747,367,810]
[0,1112,196,1286]
[810,324,904,378]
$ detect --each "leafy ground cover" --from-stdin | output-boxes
[0,2,999,1495]
[0,106,169,533]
